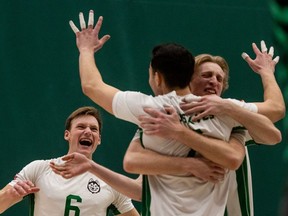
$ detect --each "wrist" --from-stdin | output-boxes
[88,159,94,172]
[79,48,95,55]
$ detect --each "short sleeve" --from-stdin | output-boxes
[111,190,135,214]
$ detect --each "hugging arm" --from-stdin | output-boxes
[181,94,281,144]
[138,106,247,170]
[123,137,227,181]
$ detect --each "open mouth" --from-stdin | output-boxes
[79,139,92,146]
[205,89,216,94]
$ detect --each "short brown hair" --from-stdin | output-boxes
[65,106,102,134]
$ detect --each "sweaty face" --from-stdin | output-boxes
[65,115,101,159]
[190,62,225,96]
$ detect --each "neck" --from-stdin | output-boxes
[164,86,191,96]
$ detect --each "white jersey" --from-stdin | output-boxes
[9,157,134,216]
[113,90,257,216]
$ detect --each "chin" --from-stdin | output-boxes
[77,150,91,157]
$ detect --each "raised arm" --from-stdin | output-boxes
[242,40,285,122]
[188,41,285,124]
[0,181,39,213]
[70,10,119,114]
[179,41,283,144]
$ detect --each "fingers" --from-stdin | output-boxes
[268,46,274,57]
[94,16,103,33]
[139,116,155,128]
[79,12,86,29]
[260,40,276,59]
[181,102,205,117]
[13,183,28,196]
[259,40,279,63]
[210,175,224,183]
[50,164,71,178]
[30,187,40,193]
[62,173,73,179]
[242,41,279,66]
[62,154,74,161]
[261,40,268,53]
[273,56,280,64]
[50,162,66,171]
[13,181,38,196]
[88,10,94,27]
[143,107,162,118]
[69,20,80,34]
[241,52,250,61]
[191,112,206,122]
[163,106,176,115]
[99,35,111,45]
[69,10,99,33]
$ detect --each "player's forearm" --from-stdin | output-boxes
[224,102,282,144]
[0,187,22,214]
[256,72,285,122]
[124,147,193,175]
[78,51,119,114]
[79,50,101,92]
[172,127,244,170]
[88,161,142,201]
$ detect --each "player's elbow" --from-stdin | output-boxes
[229,160,242,170]
[227,154,244,170]
[123,155,137,174]
[272,106,286,123]
[254,129,282,145]
[270,129,282,144]
[81,83,95,98]
[268,102,286,123]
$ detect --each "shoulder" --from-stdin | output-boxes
[13,157,61,181]
[24,157,60,169]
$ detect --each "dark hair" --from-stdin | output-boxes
[65,106,102,134]
[150,43,195,89]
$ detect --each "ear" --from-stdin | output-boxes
[64,130,70,141]
[155,72,162,87]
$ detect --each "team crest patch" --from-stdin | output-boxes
[87,178,101,194]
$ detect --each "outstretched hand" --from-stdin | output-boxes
[69,10,111,53]
[50,152,92,179]
[241,40,279,75]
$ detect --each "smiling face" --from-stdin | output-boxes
[65,115,101,159]
[190,62,225,96]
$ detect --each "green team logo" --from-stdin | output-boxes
[87,178,101,194]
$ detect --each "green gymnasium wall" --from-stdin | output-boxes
[0,1,287,215]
